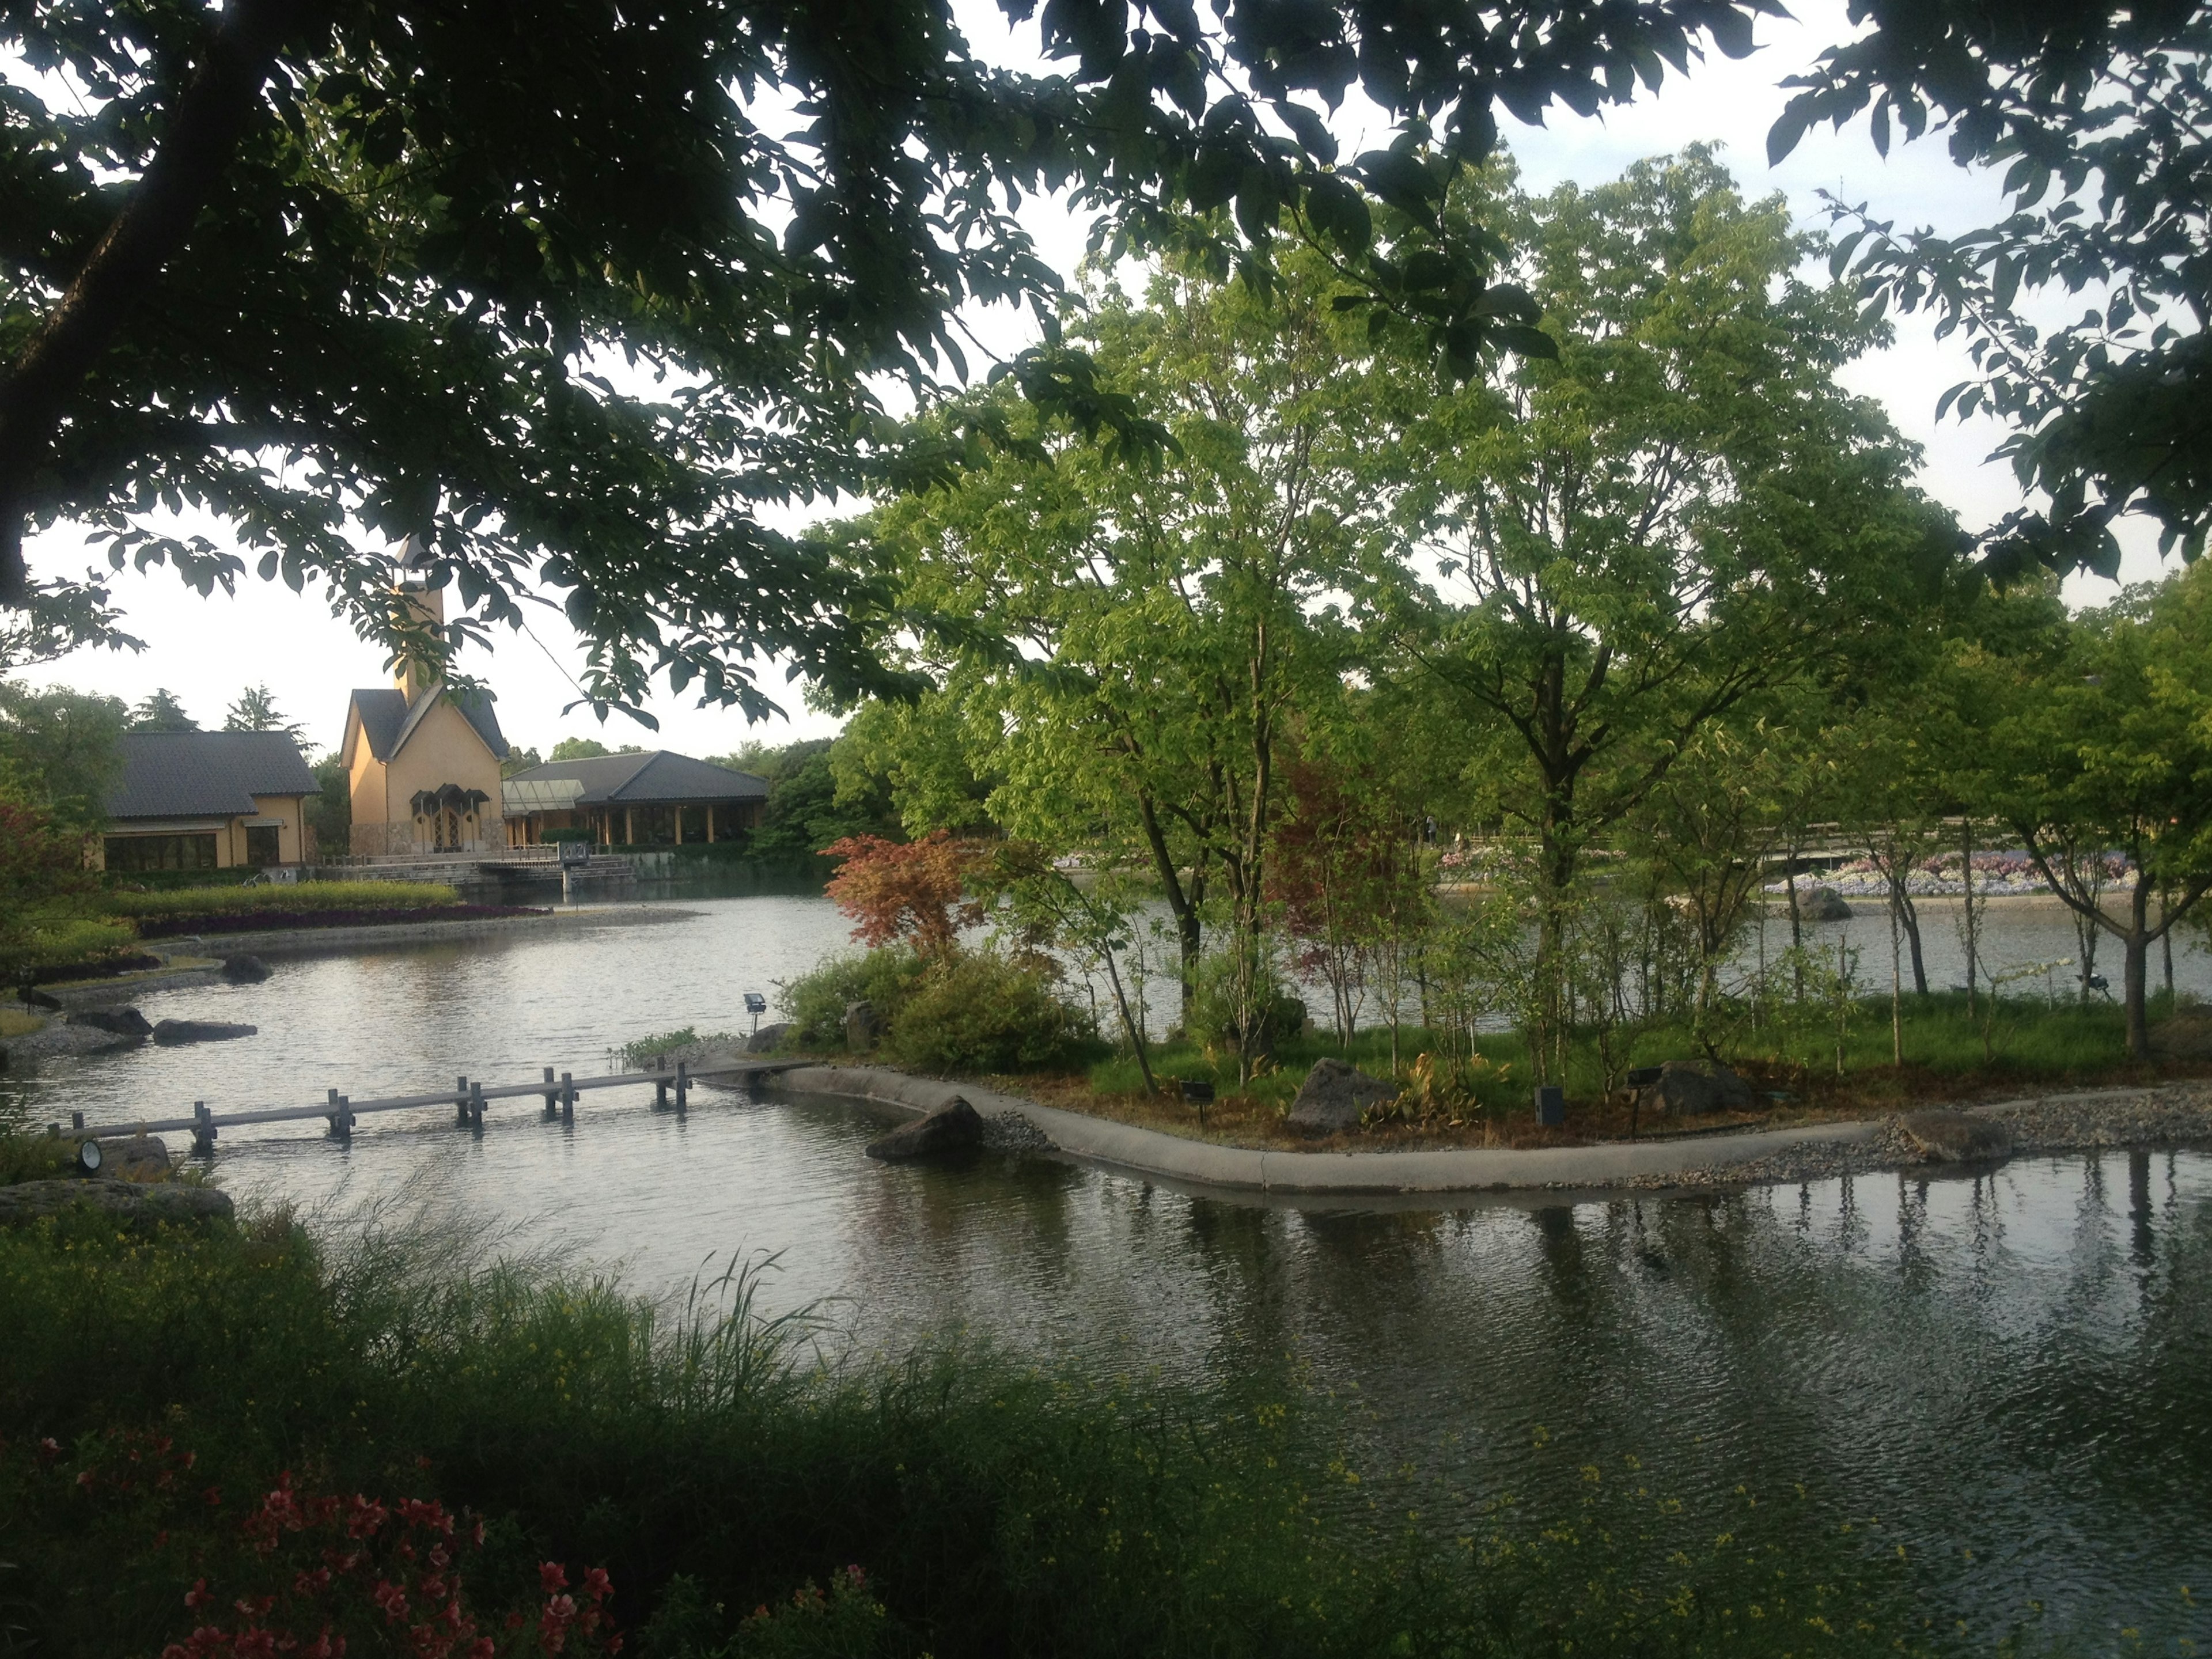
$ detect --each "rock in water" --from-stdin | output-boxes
[1798,886,1853,922]
[1898,1109,2012,1163]
[69,1006,153,1039]
[866,1096,984,1161]
[1640,1062,1755,1117]
[221,954,272,983]
[843,1000,880,1051]
[151,1019,258,1046]
[1284,1058,1398,1135]
[745,1022,793,1054]
[0,1178,233,1230]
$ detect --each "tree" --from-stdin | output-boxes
[1,0,1787,714]
[1385,151,1960,1075]
[128,688,198,732]
[548,738,618,762]
[0,796,97,986]
[1774,2,2211,576]
[224,683,303,740]
[305,749,350,858]
[0,680,127,832]
[849,252,1388,1073]
[821,831,984,957]
[1977,563,2212,1058]
[499,746,543,779]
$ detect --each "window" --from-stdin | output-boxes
[245,825,282,867]
[105,833,218,872]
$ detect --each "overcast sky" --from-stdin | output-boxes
[14,0,2174,760]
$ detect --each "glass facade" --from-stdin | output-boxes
[105,832,219,872]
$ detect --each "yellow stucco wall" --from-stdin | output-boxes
[346,694,505,855]
[92,793,309,871]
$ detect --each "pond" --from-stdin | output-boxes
[6,881,2209,1650]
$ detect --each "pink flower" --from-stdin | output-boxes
[539,1563,569,1593]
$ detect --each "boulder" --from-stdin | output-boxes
[221,954,272,983]
[1898,1109,2012,1164]
[866,1096,984,1161]
[1638,1062,1755,1118]
[1798,885,1853,922]
[151,1019,258,1046]
[97,1135,173,1182]
[0,1177,233,1230]
[1284,1058,1399,1135]
[745,1022,793,1054]
[843,1000,880,1052]
[69,1006,152,1039]
[12,1020,141,1059]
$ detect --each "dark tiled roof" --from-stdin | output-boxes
[107,732,317,820]
[350,689,407,760]
[505,750,768,805]
[349,685,510,762]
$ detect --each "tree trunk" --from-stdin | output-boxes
[1960,818,1978,1014]
[0,0,296,607]
[2123,926,2150,1060]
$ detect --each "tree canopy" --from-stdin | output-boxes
[1,0,1799,711]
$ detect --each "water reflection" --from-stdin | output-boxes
[3,894,2207,1644]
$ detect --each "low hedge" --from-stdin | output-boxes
[103,880,461,921]
[137,903,544,938]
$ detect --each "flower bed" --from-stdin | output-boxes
[137,904,548,938]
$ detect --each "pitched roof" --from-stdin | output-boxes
[503,750,768,806]
[107,731,318,820]
[348,684,510,763]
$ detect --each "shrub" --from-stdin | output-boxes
[781,950,929,1048]
[20,915,139,969]
[1183,953,1308,1050]
[105,880,461,920]
[885,950,1104,1075]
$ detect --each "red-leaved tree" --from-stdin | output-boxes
[820,830,986,956]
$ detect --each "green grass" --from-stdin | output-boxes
[1085,990,2177,1121]
[622,1027,739,1066]
[100,879,461,920]
[0,1202,1947,1658]
[15,913,141,967]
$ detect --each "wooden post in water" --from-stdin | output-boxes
[325,1086,354,1142]
[453,1075,470,1127]
[541,1066,558,1121]
[467,1079,486,1130]
[560,1072,575,1126]
[191,1101,215,1156]
[674,1062,688,1116]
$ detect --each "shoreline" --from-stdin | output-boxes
[774,1063,2212,1200]
[32,904,699,1009]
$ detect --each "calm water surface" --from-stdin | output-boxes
[6,882,2209,1650]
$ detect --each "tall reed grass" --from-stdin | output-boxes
[0,1202,1946,1657]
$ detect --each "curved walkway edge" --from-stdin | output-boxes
[775,1065,1894,1195]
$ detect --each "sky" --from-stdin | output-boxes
[13,0,2177,761]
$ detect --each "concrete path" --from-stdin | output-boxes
[776,1064,1887,1196]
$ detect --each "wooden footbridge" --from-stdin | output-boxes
[47,1056,802,1154]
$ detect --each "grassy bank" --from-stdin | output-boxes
[0,1201,1944,1658]
[1007,992,2202,1151]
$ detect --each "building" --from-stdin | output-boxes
[340,563,512,856]
[501,751,769,847]
[97,730,319,873]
